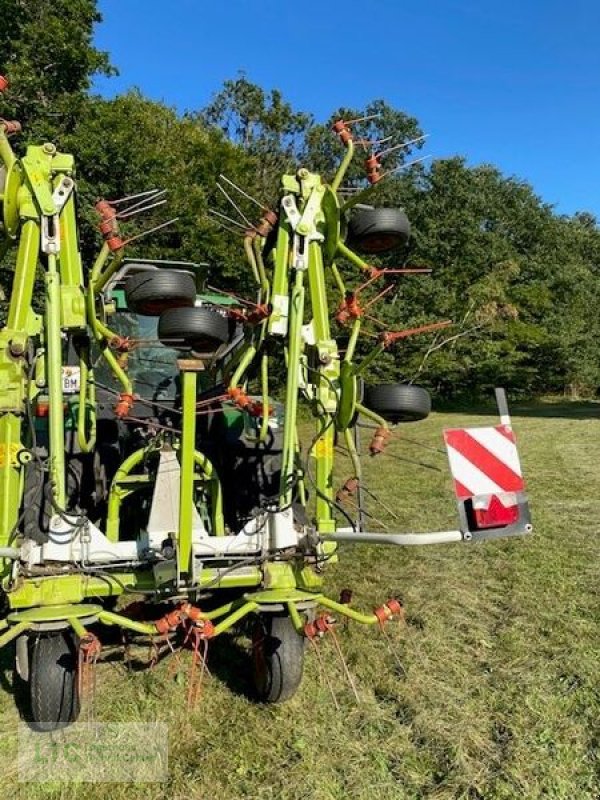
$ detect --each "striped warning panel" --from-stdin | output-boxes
[443,425,524,500]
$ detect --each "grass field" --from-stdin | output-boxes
[0,401,598,799]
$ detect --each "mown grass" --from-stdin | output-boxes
[0,401,598,799]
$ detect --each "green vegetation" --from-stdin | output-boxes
[0,403,598,798]
[2,1,600,396]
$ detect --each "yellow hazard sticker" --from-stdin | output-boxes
[314,439,334,459]
[0,443,20,468]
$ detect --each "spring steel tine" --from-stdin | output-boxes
[205,284,260,309]
[383,451,442,472]
[342,112,382,126]
[218,174,267,210]
[117,199,167,220]
[121,217,179,246]
[356,134,393,148]
[382,155,432,179]
[393,434,446,455]
[363,283,395,310]
[216,182,255,228]
[118,189,167,216]
[107,188,162,206]
[329,627,361,703]
[363,313,388,329]
[207,208,256,232]
[361,485,402,521]
[376,134,429,159]
[209,216,246,237]
[308,637,340,711]
[378,624,407,677]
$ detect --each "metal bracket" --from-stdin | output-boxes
[51,175,74,213]
[40,176,75,254]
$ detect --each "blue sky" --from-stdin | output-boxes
[95,0,600,217]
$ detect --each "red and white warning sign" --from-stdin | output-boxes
[443,424,524,500]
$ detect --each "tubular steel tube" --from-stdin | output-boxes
[193,451,224,536]
[0,621,31,650]
[68,616,88,639]
[317,595,380,626]
[178,368,198,579]
[286,601,305,634]
[211,601,259,636]
[228,343,257,390]
[45,253,67,507]
[243,235,261,285]
[279,269,305,506]
[98,610,158,637]
[106,446,152,541]
[320,530,463,546]
[331,137,355,193]
[77,344,96,453]
[7,220,40,332]
[336,241,371,273]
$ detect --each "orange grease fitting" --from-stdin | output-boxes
[227,386,271,418]
[114,392,134,418]
[365,153,383,184]
[332,120,353,145]
[336,477,360,504]
[95,199,124,251]
[369,426,391,455]
[1,119,21,136]
[254,209,278,237]
[229,304,271,325]
[374,598,404,626]
[154,602,214,638]
[80,632,102,661]
[304,613,336,640]
[109,335,132,352]
[335,293,363,325]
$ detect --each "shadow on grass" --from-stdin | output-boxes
[0,640,31,723]
[433,399,600,420]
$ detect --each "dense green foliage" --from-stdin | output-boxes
[1,0,599,397]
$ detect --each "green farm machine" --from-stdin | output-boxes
[0,77,532,730]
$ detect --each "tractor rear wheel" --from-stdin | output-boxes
[251,614,304,703]
[125,269,196,315]
[28,630,80,731]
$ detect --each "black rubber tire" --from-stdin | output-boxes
[157,306,231,352]
[125,269,196,316]
[28,631,80,731]
[363,383,431,423]
[347,207,410,254]
[251,614,304,703]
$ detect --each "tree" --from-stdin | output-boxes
[0,0,115,140]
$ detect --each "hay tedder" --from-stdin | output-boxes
[0,77,532,730]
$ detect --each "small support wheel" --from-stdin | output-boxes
[251,614,304,703]
[158,306,232,352]
[28,630,80,731]
[363,383,431,423]
[124,269,196,316]
[346,207,411,255]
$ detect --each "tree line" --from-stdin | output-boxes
[2,0,599,398]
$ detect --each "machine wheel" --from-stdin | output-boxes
[28,630,80,731]
[158,306,231,352]
[346,207,410,254]
[363,383,431,423]
[251,614,304,703]
[125,269,196,315]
